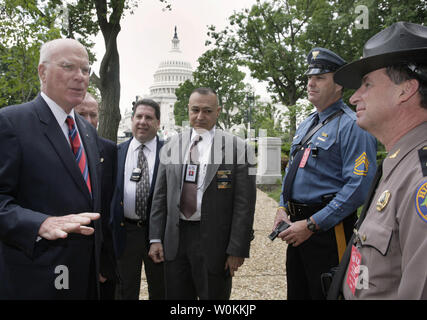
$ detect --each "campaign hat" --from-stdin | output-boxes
[334,22,427,89]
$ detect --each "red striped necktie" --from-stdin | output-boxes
[66,116,92,194]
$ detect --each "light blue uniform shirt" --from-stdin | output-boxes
[279,99,377,231]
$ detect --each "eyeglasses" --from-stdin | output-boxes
[44,61,91,76]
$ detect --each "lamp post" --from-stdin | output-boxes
[246,92,255,138]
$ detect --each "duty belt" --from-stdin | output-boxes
[287,201,327,220]
[288,199,351,263]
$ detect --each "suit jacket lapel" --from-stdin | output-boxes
[117,138,132,199]
[36,96,92,203]
[150,135,163,196]
[203,129,224,193]
[176,130,192,189]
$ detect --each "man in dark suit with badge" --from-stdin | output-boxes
[110,99,165,299]
[148,87,256,300]
[0,38,101,299]
[75,93,118,300]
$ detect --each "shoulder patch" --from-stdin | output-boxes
[415,181,427,223]
[354,152,369,176]
[419,147,427,177]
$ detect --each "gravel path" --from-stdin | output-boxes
[139,188,287,300]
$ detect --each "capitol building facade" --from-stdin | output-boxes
[117,27,193,142]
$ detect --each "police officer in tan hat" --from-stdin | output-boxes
[328,21,427,299]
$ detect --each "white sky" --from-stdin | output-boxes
[92,0,268,115]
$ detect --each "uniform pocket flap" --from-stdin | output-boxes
[312,132,336,151]
[360,222,393,256]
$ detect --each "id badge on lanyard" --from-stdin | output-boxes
[184,164,199,183]
[299,147,311,168]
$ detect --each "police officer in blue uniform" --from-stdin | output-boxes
[272,47,377,299]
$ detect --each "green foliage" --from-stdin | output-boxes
[174,47,251,130]
[207,0,426,141]
[174,79,195,127]
[251,100,284,138]
[0,0,61,107]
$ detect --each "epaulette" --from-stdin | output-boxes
[418,146,427,177]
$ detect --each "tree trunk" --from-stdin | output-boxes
[93,0,124,142]
[96,38,121,142]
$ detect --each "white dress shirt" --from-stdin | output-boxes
[41,92,83,149]
[123,136,157,220]
[180,127,215,221]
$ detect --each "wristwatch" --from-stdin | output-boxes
[306,218,318,233]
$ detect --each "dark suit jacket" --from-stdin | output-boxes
[110,136,164,258]
[149,129,257,273]
[97,137,118,281]
[0,94,102,299]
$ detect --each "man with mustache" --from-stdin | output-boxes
[273,47,377,299]
[148,87,256,299]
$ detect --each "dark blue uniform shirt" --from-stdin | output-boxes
[280,99,377,231]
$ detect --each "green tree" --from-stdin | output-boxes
[0,0,61,107]
[251,100,284,138]
[63,0,170,141]
[0,0,171,142]
[174,79,195,127]
[207,0,426,141]
[174,47,250,130]
[207,0,324,140]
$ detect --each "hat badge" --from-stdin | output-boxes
[312,51,320,60]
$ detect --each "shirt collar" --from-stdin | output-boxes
[41,92,75,125]
[191,126,216,143]
[130,135,157,153]
[382,122,427,180]
[317,99,343,123]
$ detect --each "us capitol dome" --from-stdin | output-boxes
[117,27,193,142]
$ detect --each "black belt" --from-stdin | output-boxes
[179,219,200,225]
[287,201,327,220]
[124,218,146,227]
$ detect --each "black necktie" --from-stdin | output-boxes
[282,114,319,203]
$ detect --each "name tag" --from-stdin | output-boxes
[346,245,362,296]
[184,164,198,183]
[299,148,311,168]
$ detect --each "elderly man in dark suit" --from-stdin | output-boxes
[75,93,118,300]
[0,38,101,299]
[110,99,165,299]
[148,87,256,300]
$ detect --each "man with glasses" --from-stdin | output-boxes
[0,38,101,299]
